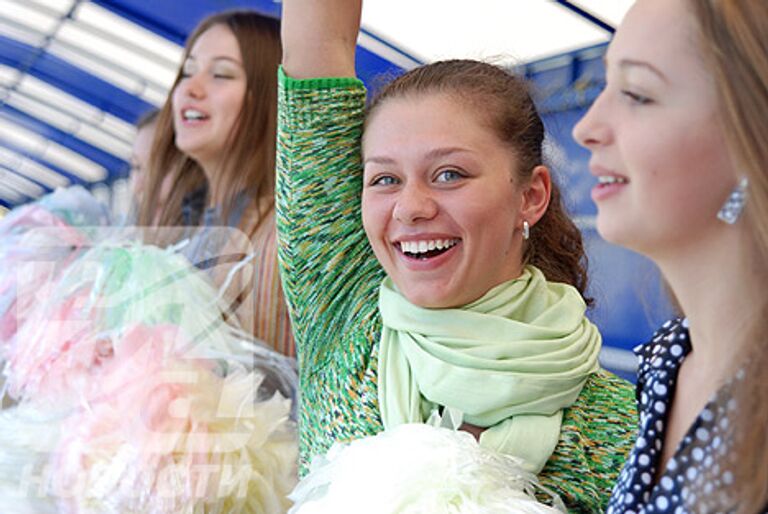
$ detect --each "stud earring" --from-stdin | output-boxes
[717,177,749,225]
[522,220,530,240]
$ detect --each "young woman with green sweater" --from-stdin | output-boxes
[275,1,637,511]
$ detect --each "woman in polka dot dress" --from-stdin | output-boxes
[572,0,768,512]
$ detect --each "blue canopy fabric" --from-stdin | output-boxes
[1,0,628,200]
[0,0,664,377]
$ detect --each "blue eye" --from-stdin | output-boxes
[621,90,653,105]
[370,175,398,186]
[436,169,464,183]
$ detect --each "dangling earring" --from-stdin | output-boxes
[717,177,749,225]
[522,220,530,240]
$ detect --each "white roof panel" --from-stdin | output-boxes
[361,0,634,65]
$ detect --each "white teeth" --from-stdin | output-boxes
[184,109,207,120]
[399,239,458,255]
[598,175,628,185]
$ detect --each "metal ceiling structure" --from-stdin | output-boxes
[0,0,668,377]
[0,0,634,211]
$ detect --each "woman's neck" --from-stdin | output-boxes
[656,224,761,384]
[200,160,224,209]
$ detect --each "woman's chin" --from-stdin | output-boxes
[397,284,471,310]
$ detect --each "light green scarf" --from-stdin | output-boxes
[378,265,601,473]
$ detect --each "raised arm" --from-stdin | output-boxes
[281,0,361,78]
[276,0,383,374]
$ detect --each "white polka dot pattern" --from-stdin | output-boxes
[606,318,751,514]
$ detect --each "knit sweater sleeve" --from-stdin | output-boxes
[275,68,385,373]
[539,369,638,513]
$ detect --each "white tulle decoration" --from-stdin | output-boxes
[0,221,300,513]
[0,405,60,513]
[289,422,565,514]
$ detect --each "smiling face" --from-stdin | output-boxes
[171,24,247,174]
[572,0,737,259]
[362,93,531,308]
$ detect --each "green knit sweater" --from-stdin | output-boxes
[276,69,637,513]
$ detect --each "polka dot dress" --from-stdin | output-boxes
[606,318,752,514]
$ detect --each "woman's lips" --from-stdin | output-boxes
[591,173,629,202]
[393,238,462,270]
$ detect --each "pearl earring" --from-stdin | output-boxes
[522,220,530,240]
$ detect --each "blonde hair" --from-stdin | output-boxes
[138,10,281,236]
[690,0,768,511]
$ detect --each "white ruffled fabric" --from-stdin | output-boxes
[0,405,60,513]
[289,422,565,514]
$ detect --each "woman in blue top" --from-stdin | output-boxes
[573,0,768,512]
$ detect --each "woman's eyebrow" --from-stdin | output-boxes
[618,58,668,83]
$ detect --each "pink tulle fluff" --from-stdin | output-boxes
[5,287,107,404]
[0,297,17,343]
[52,324,297,514]
[0,205,91,354]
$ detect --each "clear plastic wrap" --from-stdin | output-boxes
[0,189,299,513]
[5,239,295,406]
[0,187,109,351]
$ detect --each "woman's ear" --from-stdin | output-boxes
[521,165,552,226]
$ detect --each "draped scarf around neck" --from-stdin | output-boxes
[377,265,601,473]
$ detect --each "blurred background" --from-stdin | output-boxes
[0,0,673,379]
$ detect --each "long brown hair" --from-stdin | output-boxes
[138,10,281,234]
[690,1,768,512]
[365,60,591,302]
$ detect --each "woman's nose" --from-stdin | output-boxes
[572,92,611,149]
[392,183,438,224]
[180,73,205,100]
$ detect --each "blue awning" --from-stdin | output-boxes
[1,0,664,378]
[0,0,633,207]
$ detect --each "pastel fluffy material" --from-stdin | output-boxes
[0,186,109,396]
[4,242,287,405]
[289,423,564,514]
[52,324,297,514]
[0,205,101,349]
[0,326,297,514]
[0,405,60,513]
[0,206,300,513]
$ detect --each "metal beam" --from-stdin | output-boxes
[0,106,127,179]
[0,138,86,190]
[0,163,53,194]
[553,0,616,34]
[0,35,154,123]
